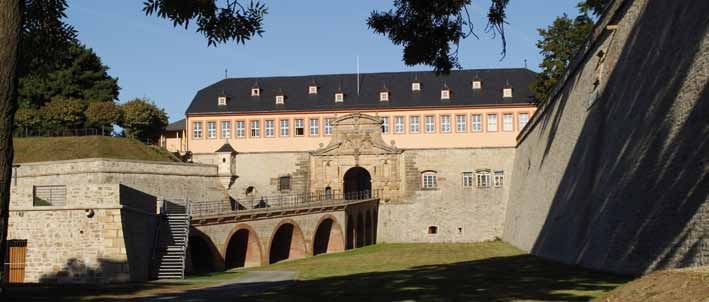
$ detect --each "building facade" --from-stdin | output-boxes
[179,68,537,243]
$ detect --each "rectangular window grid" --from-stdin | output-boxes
[494,171,504,187]
[250,120,260,137]
[309,118,320,136]
[193,122,202,139]
[221,121,231,138]
[425,116,435,133]
[295,119,305,136]
[381,117,390,134]
[519,113,529,129]
[456,115,467,133]
[476,171,491,188]
[440,115,451,133]
[409,116,420,133]
[264,120,275,137]
[207,122,216,139]
[236,121,245,138]
[280,119,289,137]
[324,118,333,135]
[394,116,405,134]
[463,172,474,188]
[503,113,514,131]
[487,114,498,132]
[471,114,482,132]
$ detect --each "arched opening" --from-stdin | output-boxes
[324,186,332,199]
[224,228,262,269]
[346,214,355,250]
[343,167,371,199]
[356,213,365,248]
[186,235,216,274]
[269,222,306,264]
[365,210,373,246]
[313,217,345,255]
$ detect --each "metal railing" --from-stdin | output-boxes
[13,127,115,138]
[191,189,380,218]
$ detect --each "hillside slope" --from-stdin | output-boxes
[13,136,179,163]
[594,267,709,302]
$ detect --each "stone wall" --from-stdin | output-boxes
[503,0,709,274]
[8,184,158,283]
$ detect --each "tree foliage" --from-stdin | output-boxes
[85,101,121,130]
[20,0,77,75]
[39,97,86,130]
[14,107,40,130]
[119,98,168,141]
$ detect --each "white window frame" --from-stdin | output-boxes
[425,115,435,133]
[207,121,217,139]
[494,171,504,187]
[192,122,202,139]
[421,171,438,189]
[472,80,482,90]
[440,115,451,133]
[519,112,529,129]
[409,116,420,133]
[280,119,289,137]
[381,116,390,134]
[264,120,275,137]
[335,93,344,103]
[379,91,389,102]
[476,170,491,188]
[236,121,245,138]
[441,89,450,100]
[309,85,318,94]
[275,95,285,105]
[394,116,405,134]
[503,88,513,98]
[217,96,227,106]
[503,113,514,131]
[221,121,231,138]
[309,118,320,136]
[324,118,333,136]
[251,88,260,96]
[294,119,305,136]
[487,114,498,132]
[471,114,482,132]
[411,82,421,92]
[250,120,260,137]
[456,115,466,133]
[463,172,474,188]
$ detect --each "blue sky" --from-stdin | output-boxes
[66,1,581,122]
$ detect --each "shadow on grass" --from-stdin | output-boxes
[85,254,631,302]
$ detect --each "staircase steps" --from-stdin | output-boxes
[152,199,191,280]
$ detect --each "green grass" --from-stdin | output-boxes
[13,136,178,163]
[183,271,244,282]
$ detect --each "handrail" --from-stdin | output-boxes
[180,199,191,279]
[191,189,381,218]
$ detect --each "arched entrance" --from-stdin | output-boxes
[224,227,262,269]
[269,222,306,264]
[187,235,217,274]
[343,167,371,199]
[312,217,345,255]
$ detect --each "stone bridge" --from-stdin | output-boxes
[185,192,379,273]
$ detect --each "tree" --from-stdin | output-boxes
[13,107,41,132]
[39,97,86,130]
[85,101,121,133]
[119,98,168,142]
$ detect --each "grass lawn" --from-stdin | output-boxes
[13,136,178,163]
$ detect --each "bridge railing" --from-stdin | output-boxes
[191,189,381,218]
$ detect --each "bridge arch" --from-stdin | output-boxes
[343,166,372,198]
[346,214,355,249]
[365,209,373,246]
[268,219,307,264]
[187,229,222,274]
[356,212,365,248]
[223,224,263,269]
[312,214,345,256]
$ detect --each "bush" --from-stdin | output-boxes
[39,97,86,130]
[119,98,168,142]
[14,107,41,130]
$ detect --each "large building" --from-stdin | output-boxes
[167,68,538,243]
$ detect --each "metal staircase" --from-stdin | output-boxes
[153,199,191,279]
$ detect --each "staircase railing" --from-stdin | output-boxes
[180,199,191,279]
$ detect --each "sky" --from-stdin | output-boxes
[65,1,581,123]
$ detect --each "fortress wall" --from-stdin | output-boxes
[503,0,709,274]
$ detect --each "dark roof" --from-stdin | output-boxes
[165,119,185,131]
[186,68,537,115]
[215,142,236,153]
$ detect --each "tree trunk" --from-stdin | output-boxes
[0,0,21,290]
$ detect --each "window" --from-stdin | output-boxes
[503,113,514,131]
[279,176,291,191]
[440,115,451,133]
[309,118,320,136]
[503,88,513,98]
[471,114,482,132]
[221,121,231,138]
[456,115,466,133]
[441,89,450,100]
[379,91,389,102]
[251,88,260,96]
[476,170,491,188]
[422,171,437,189]
[381,116,390,134]
[472,80,482,89]
[409,116,420,133]
[309,85,318,94]
[264,120,275,137]
[412,82,421,92]
[192,122,202,139]
[275,95,285,105]
[335,93,344,102]
[218,96,227,106]
[494,171,504,187]
[487,114,498,132]
[280,119,290,137]
[428,226,438,235]
[207,122,217,139]
[33,185,66,206]
[425,115,435,133]
[324,118,334,135]
[394,116,405,134]
[295,119,305,136]
[236,121,246,138]
[463,172,474,188]
[250,120,260,137]
[519,112,529,129]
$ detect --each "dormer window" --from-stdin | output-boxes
[308,85,318,95]
[503,88,513,98]
[411,82,421,92]
[275,94,285,105]
[335,92,344,103]
[379,91,389,102]
[251,88,260,96]
[217,96,227,106]
[472,80,482,90]
[441,89,451,100]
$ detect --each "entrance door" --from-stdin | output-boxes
[343,167,371,199]
[4,240,27,283]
